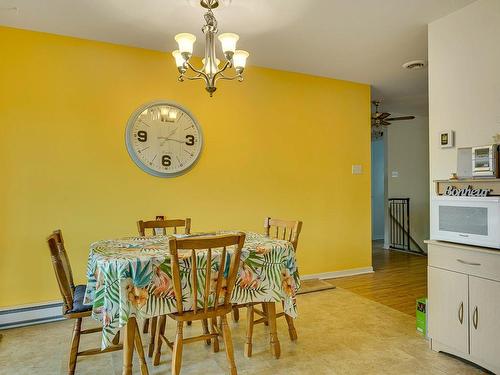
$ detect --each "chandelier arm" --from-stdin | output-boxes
[184,75,207,82]
[215,72,243,83]
[185,61,210,81]
[212,60,232,80]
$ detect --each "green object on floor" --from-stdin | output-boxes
[416,297,427,336]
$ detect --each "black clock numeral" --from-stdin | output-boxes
[186,135,195,146]
[162,155,171,167]
[137,130,148,142]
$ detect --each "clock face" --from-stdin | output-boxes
[125,101,203,177]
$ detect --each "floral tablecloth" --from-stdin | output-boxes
[84,232,300,349]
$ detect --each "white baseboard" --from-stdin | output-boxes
[301,266,374,281]
[0,301,64,330]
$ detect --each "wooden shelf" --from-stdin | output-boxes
[435,178,500,196]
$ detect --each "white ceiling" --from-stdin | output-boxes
[0,0,477,116]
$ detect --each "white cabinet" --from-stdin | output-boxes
[469,276,500,368]
[427,240,500,374]
[428,267,468,355]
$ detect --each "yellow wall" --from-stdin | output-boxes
[0,26,371,308]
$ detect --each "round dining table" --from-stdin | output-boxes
[83,231,300,374]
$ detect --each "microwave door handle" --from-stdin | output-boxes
[457,259,481,266]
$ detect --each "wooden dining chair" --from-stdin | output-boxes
[47,230,127,374]
[137,217,192,357]
[153,233,246,375]
[239,217,302,357]
[137,218,191,237]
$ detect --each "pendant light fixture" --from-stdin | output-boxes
[172,0,249,96]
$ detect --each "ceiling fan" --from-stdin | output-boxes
[371,100,415,138]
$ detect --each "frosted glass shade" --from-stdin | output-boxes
[172,50,185,67]
[233,50,249,69]
[202,58,221,74]
[174,33,196,55]
[218,33,239,54]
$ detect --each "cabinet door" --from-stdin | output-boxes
[428,266,469,354]
[469,276,500,366]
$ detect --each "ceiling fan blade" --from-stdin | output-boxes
[381,121,391,126]
[386,116,415,121]
[378,112,391,120]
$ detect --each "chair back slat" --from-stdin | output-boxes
[213,246,227,309]
[53,230,75,290]
[264,217,303,251]
[168,233,245,317]
[191,250,198,314]
[137,218,191,236]
[47,231,74,313]
[204,247,212,313]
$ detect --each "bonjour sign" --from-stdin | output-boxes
[444,185,492,197]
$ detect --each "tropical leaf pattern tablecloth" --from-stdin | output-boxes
[84,232,300,349]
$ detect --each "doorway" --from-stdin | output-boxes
[371,137,385,242]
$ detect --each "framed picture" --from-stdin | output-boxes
[440,130,454,148]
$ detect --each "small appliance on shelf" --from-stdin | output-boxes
[472,144,499,178]
[431,194,500,249]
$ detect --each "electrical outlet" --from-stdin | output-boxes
[352,165,363,175]
[392,171,399,178]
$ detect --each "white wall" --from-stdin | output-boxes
[429,0,500,182]
[384,115,430,251]
[371,138,385,240]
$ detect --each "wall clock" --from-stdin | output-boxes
[125,101,203,177]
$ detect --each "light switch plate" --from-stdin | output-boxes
[352,165,362,175]
[392,171,399,178]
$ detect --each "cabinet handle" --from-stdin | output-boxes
[456,259,481,266]
[458,302,464,324]
[473,306,479,329]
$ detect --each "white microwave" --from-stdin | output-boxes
[431,195,500,249]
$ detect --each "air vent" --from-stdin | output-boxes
[0,7,19,13]
[402,60,427,70]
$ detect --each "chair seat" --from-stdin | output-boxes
[67,285,92,314]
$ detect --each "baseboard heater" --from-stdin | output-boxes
[0,302,64,330]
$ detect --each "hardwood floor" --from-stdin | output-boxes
[327,242,428,316]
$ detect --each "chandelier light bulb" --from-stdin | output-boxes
[174,33,196,58]
[218,33,239,59]
[202,58,221,74]
[233,50,249,72]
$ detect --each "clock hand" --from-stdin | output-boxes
[166,128,177,138]
[158,129,178,146]
[166,138,185,143]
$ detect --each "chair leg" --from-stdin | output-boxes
[68,318,82,375]
[211,317,220,353]
[284,313,298,341]
[153,315,166,366]
[244,305,254,358]
[112,330,121,345]
[266,303,281,359]
[132,319,150,375]
[123,317,137,375]
[231,306,240,322]
[148,316,158,357]
[171,321,184,375]
[262,303,269,326]
[202,318,211,345]
[143,318,150,333]
[221,315,238,375]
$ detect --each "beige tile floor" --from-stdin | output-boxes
[0,288,487,375]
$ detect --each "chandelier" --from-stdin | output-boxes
[172,0,249,96]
